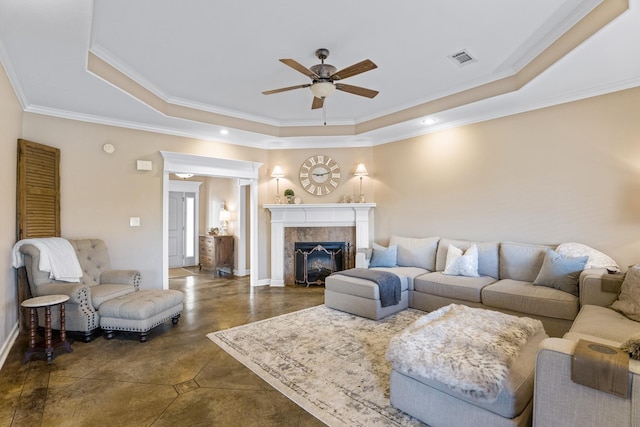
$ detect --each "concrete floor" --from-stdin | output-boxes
[0,270,327,426]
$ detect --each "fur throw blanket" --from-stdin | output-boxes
[386,304,544,402]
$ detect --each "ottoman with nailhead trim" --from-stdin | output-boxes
[99,289,183,342]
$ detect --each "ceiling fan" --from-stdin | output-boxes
[262,48,379,110]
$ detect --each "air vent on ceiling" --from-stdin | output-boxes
[449,50,476,66]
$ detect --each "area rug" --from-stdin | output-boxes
[207,305,426,426]
[168,267,196,278]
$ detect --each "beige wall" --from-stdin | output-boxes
[0,61,23,356]
[21,114,269,289]
[202,177,237,234]
[373,87,640,268]
[266,147,374,204]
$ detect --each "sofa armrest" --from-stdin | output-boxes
[579,268,622,308]
[34,282,92,305]
[101,270,141,290]
[534,337,640,427]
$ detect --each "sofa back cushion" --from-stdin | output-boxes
[70,239,111,286]
[499,242,552,282]
[389,235,439,271]
[435,238,499,279]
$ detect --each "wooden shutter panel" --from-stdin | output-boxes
[17,139,60,240]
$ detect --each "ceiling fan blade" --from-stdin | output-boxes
[280,59,320,79]
[262,84,311,95]
[335,83,379,98]
[311,96,324,110]
[331,59,377,80]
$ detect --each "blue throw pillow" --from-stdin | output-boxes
[369,244,398,268]
[533,248,588,295]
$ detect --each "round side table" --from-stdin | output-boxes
[21,295,73,364]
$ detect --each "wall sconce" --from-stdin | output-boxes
[271,165,285,204]
[219,209,231,235]
[354,163,369,203]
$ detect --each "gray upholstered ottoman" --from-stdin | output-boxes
[324,272,409,320]
[99,290,183,342]
[388,308,547,427]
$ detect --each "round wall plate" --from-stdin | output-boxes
[102,143,115,154]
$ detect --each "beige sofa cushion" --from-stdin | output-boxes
[370,266,429,290]
[91,284,136,309]
[389,236,439,270]
[567,304,640,344]
[414,272,497,303]
[482,279,578,320]
[499,242,551,282]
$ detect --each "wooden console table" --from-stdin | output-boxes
[199,235,234,276]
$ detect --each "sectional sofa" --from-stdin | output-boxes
[325,235,640,426]
[343,236,621,337]
[534,270,640,426]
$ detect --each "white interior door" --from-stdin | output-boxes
[168,191,198,267]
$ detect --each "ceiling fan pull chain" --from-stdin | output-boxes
[323,101,327,125]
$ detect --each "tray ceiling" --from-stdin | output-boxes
[0,0,637,148]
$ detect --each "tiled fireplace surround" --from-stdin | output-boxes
[265,204,376,286]
[285,227,355,285]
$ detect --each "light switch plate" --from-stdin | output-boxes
[136,160,152,171]
[129,217,141,227]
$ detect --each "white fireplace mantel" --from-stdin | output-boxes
[265,203,375,286]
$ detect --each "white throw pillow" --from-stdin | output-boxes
[556,242,620,272]
[443,244,480,277]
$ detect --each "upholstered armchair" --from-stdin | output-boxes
[20,239,140,341]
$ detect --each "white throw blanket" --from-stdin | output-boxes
[386,304,544,402]
[12,238,83,283]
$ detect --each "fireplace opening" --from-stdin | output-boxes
[294,241,348,286]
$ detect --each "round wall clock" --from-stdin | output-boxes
[299,154,341,196]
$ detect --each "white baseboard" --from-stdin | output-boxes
[254,278,270,287]
[233,268,250,277]
[0,322,19,370]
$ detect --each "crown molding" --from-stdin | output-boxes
[84,0,628,142]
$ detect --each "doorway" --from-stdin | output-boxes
[167,179,202,268]
[161,151,262,289]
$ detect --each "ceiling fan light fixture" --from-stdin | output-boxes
[310,82,336,99]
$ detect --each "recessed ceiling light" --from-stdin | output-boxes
[421,118,438,126]
[220,129,229,135]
